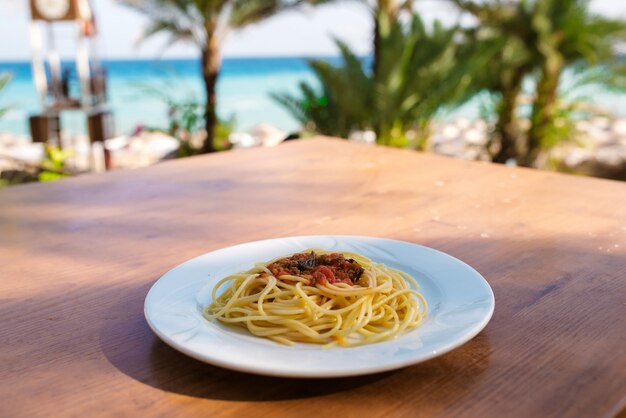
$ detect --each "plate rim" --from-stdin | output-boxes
[144,235,495,378]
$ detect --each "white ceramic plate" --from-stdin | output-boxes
[145,236,494,378]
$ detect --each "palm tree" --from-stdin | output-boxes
[119,0,315,153]
[453,0,536,163]
[372,12,492,147]
[371,1,413,77]
[455,0,626,167]
[523,0,626,166]
[273,41,372,139]
[275,11,492,147]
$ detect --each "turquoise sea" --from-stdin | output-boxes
[0,58,329,137]
[0,57,625,137]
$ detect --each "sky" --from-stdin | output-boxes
[0,0,625,61]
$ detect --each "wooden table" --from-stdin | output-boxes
[1,138,625,417]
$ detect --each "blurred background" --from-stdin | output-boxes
[0,0,625,184]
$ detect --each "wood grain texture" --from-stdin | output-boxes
[1,137,625,418]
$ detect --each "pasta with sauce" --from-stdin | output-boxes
[202,249,427,347]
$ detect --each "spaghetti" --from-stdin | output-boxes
[202,249,427,347]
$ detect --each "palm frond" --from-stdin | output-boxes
[0,73,11,119]
[229,0,307,27]
[271,87,311,126]
[272,8,493,146]
[568,62,626,93]
[118,0,207,46]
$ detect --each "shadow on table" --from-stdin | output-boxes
[149,337,394,400]
[99,278,492,402]
[100,297,390,400]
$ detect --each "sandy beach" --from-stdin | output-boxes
[2,115,625,181]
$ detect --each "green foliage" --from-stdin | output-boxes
[275,11,493,148]
[38,146,73,182]
[525,0,626,166]
[456,0,626,167]
[0,145,74,187]
[373,13,494,147]
[455,1,537,163]
[120,0,314,49]
[0,73,11,119]
[568,62,626,94]
[140,83,233,155]
[273,42,371,139]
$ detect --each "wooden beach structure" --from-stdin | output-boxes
[28,0,113,170]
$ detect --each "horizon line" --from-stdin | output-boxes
[0,53,364,64]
